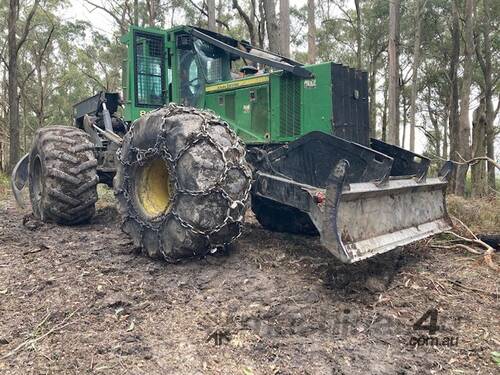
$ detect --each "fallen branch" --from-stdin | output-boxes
[431,243,482,255]
[2,309,79,359]
[431,216,498,271]
[452,216,479,239]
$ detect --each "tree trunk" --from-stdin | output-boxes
[471,101,488,197]
[354,0,362,69]
[484,67,495,192]
[251,0,256,34]
[36,61,45,130]
[258,0,266,48]
[7,0,20,173]
[401,94,407,148]
[433,119,442,158]
[470,0,493,195]
[146,0,158,26]
[22,100,27,153]
[442,123,448,159]
[368,56,378,138]
[0,68,6,172]
[442,94,449,159]
[279,0,290,57]
[426,90,442,157]
[6,0,38,172]
[217,0,224,33]
[307,0,316,64]
[448,1,460,193]
[134,0,139,25]
[477,1,496,190]
[207,0,216,31]
[382,78,388,142]
[263,0,279,53]
[387,0,400,146]
[233,0,258,46]
[409,0,425,152]
[455,0,475,196]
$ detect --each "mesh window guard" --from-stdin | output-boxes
[135,33,165,107]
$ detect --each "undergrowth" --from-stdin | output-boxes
[97,184,116,206]
[447,194,500,234]
[0,173,10,200]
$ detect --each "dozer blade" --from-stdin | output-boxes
[318,160,453,263]
[252,160,453,264]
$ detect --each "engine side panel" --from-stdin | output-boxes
[331,63,370,146]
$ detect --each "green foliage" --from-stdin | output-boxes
[0,0,498,178]
[11,5,124,154]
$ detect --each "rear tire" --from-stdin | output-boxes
[115,105,252,262]
[28,126,98,224]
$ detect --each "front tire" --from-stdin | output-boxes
[115,105,252,262]
[28,126,98,224]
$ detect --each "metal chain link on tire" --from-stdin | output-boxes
[117,104,252,259]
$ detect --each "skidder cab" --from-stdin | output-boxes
[12,25,452,263]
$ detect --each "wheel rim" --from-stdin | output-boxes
[32,156,43,209]
[135,158,172,218]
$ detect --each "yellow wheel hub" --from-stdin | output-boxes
[136,159,172,217]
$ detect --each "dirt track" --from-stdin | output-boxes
[0,191,498,374]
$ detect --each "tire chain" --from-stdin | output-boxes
[116,104,253,259]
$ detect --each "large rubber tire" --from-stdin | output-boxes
[114,105,252,262]
[251,194,318,235]
[28,126,98,224]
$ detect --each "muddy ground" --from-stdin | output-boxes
[0,189,498,375]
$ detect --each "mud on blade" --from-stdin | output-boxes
[250,132,454,264]
[253,166,452,263]
[319,162,452,263]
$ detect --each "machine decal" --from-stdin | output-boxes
[304,79,317,88]
[206,75,269,93]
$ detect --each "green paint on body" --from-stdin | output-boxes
[120,26,339,145]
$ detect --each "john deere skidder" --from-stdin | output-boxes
[12,26,453,263]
